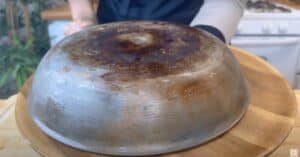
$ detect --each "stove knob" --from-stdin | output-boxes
[278,23,288,34]
[262,24,271,34]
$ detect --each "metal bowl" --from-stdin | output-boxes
[28,21,249,156]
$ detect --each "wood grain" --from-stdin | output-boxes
[12,47,297,157]
[0,96,40,157]
[1,94,297,157]
[0,96,17,124]
[269,90,300,157]
[274,0,300,10]
[41,0,99,20]
[41,5,72,20]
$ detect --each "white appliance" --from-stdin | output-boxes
[231,0,300,87]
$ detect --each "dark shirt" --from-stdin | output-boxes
[97,0,225,42]
[97,0,204,24]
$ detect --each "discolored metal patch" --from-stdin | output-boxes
[61,21,216,81]
[28,21,249,156]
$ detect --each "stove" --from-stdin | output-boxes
[236,0,300,35]
[231,0,300,87]
[247,0,291,13]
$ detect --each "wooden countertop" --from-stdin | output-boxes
[41,5,72,20]
[41,0,99,20]
[0,90,298,156]
[274,0,300,10]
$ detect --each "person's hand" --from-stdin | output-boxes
[64,20,96,36]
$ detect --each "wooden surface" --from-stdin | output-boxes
[0,96,40,157]
[274,0,300,10]
[41,0,99,20]
[0,96,16,123]
[0,92,297,157]
[4,47,295,157]
[41,5,72,20]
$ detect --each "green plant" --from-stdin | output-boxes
[0,33,39,89]
[0,7,8,37]
[0,0,50,92]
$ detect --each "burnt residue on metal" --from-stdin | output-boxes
[62,22,214,81]
[164,78,211,103]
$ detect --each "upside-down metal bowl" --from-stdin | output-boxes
[28,21,249,156]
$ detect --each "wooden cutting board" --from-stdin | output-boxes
[0,95,17,124]
[14,47,298,157]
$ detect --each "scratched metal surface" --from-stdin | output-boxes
[27,21,249,156]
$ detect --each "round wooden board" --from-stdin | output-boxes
[15,47,298,157]
[0,95,17,123]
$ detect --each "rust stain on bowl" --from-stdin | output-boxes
[62,22,215,82]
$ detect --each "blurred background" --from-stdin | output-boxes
[1,0,300,99]
[0,0,64,98]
